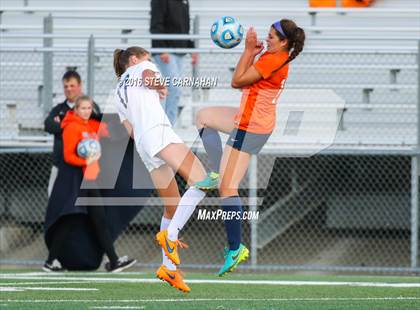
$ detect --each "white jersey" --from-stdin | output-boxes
[114,61,171,140]
[114,60,183,172]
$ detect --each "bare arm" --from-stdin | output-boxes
[245,53,256,70]
[122,120,134,138]
[231,27,264,89]
[142,69,166,90]
[231,52,261,89]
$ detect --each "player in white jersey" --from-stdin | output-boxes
[113,47,217,293]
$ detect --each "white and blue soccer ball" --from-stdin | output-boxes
[77,138,101,158]
[210,16,244,49]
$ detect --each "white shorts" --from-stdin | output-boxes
[136,125,183,172]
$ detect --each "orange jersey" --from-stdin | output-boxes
[234,51,289,134]
[61,110,108,180]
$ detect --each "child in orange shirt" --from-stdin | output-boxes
[195,20,305,275]
[61,97,106,180]
[43,96,136,273]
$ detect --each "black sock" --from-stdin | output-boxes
[221,196,243,251]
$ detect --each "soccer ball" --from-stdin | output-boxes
[77,138,101,158]
[210,16,244,49]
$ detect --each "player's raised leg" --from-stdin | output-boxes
[195,106,238,189]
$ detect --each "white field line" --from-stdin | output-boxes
[0,272,147,276]
[90,307,145,309]
[1,275,419,288]
[0,287,98,291]
[1,281,92,286]
[1,288,23,292]
[3,297,420,303]
[0,272,413,280]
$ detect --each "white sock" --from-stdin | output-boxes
[160,216,176,271]
[167,187,206,241]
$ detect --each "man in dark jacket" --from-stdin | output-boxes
[150,0,198,126]
[44,70,101,196]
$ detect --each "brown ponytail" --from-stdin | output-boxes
[113,46,150,79]
[271,19,306,71]
[113,49,125,78]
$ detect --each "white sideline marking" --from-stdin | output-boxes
[3,281,90,286]
[0,272,146,276]
[0,286,98,291]
[3,297,420,303]
[1,288,24,292]
[91,307,145,309]
[0,272,414,281]
[1,275,419,288]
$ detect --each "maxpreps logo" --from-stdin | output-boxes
[197,209,259,221]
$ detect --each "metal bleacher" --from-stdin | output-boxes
[0,0,419,152]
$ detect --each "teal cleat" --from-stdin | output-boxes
[218,243,249,277]
[194,171,219,190]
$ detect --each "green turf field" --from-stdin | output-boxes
[1,270,419,309]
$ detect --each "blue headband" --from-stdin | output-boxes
[273,21,286,38]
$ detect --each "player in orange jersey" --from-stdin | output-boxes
[195,19,305,275]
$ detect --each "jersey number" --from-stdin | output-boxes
[272,79,286,104]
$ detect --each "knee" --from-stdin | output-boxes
[196,108,213,130]
[195,109,205,129]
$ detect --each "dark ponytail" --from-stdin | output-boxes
[113,46,150,79]
[287,26,305,64]
[271,19,306,71]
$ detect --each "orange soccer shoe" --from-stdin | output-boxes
[156,265,191,293]
[155,230,188,265]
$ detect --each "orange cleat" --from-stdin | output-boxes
[155,230,188,265]
[156,265,191,293]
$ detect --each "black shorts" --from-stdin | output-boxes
[226,128,271,155]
